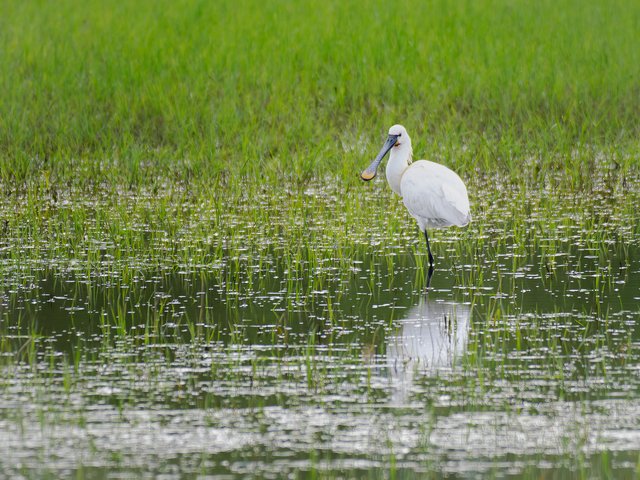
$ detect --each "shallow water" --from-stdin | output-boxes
[1,176,639,478]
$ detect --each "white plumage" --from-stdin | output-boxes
[361,124,470,270]
[400,160,471,230]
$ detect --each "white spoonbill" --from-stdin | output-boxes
[361,124,471,270]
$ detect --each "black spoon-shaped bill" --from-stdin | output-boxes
[360,134,399,181]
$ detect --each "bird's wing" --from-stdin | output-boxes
[401,161,470,227]
[441,182,470,222]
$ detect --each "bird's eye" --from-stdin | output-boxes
[397,133,402,137]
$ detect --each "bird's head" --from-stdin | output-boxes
[387,124,409,146]
[361,124,411,181]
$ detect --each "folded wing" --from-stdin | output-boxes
[400,160,471,230]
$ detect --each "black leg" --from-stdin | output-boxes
[423,229,435,289]
[423,229,434,267]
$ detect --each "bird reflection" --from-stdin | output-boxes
[386,296,471,404]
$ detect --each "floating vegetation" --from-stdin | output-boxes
[0,162,639,477]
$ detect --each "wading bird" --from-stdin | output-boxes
[361,125,470,284]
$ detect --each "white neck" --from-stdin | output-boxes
[385,142,413,196]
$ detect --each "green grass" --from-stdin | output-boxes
[1,0,640,186]
[1,0,640,291]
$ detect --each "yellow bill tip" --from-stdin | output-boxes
[360,171,376,181]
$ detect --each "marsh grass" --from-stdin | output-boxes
[1,0,640,186]
[1,0,640,477]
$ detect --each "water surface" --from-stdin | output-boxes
[1,175,639,478]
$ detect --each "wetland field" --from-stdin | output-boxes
[2,0,640,478]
